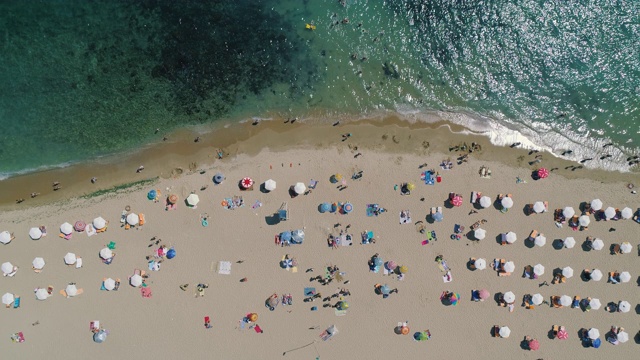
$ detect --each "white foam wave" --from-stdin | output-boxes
[0,161,78,181]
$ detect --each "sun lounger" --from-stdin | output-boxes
[13,296,20,308]
[471,192,480,203]
[528,230,538,240]
[139,213,145,225]
[59,233,72,240]
[500,233,507,245]
[218,261,231,275]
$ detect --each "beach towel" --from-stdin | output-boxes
[251,200,262,209]
[423,171,435,185]
[141,287,152,298]
[399,211,412,224]
[254,325,263,333]
[85,225,96,237]
[371,265,380,273]
[335,309,347,316]
[341,234,353,246]
[304,287,316,296]
[218,261,231,275]
[442,271,452,283]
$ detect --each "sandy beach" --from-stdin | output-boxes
[1,118,638,359]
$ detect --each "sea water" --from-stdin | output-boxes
[1,0,638,178]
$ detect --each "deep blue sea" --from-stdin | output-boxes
[1,0,639,178]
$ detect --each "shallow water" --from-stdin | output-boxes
[1,0,638,177]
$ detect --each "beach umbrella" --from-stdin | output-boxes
[533,264,545,276]
[589,298,602,310]
[343,202,353,214]
[621,207,633,219]
[578,215,590,227]
[592,338,601,348]
[617,331,629,343]
[29,227,43,240]
[414,331,429,341]
[2,293,15,306]
[479,196,492,208]
[590,269,603,281]
[385,261,397,271]
[64,253,77,265]
[0,231,11,244]
[74,221,86,232]
[66,284,78,297]
[373,257,383,268]
[264,179,276,191]
[279,231,292,242]
[537,168,549,179]
[166,248,176,259]
[618,300,631,313]
[478,289,490,300]
[474,258,486,270]
[619,271,631,283]
[186,194,200,206]
[1,262,14,275]
[528,339,540,351]
[562,207,575,218]
[534,235,546,247]
[168,194,178,204]
[449,293,460,306]
[406,183,416,191]
[35,288,49,300]
[213,173,225,184]
[563,237,576,249]
[330,203,338,213]
[293,182,306,195]
[559,295,572,307]
[99,247,113,260]
[604,207,616,219]
[319,203,330,213]
[240,177,254,189]
[380,284,391,295]
[93,330,108,343]
[93,217,106,230]
[591,238,604,250]
[433,211,443,222]
[474,228,486,240]
[503,291,515,303]
[505,231,517,244]
[503,261,515,273]
[590,199,603,211]
[126,213,139,226]
[130,274,143,287]
[32,257,45,270]
[451,195,463,207]
[533,201,545,213]
[499,326,511,338]
[620,242,632,254]
[336,301,349,310]
[60,222,73,235]
[147,189,157,200]
[399,265,408,274]
[588,328,600,340]
[103,278,116,291]
[557,328,569,340]
[531,293,544,306]
[332,174,343,183]
[562,266,574,278]
[291,229,305,243]
[501,197,513,209]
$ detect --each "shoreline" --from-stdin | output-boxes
[0,114,638,211]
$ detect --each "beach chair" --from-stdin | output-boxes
[75,257,83,268]
[320,325,338,341]
[430,207,436,216]
[59,233,72,240]
[471,192,480,203]
[96,224,108,233]
[278,203,289,221]
[528,230,538,240]
[500,233,507,245]
[493,325,500,337]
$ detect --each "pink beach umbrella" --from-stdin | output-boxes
[537,168,549,179]
[385,261,397,271]
[74,221,86,232]
[451,195,463,207]
[478,289,490,300]
[557,328,569,340]
[528,339,540,351]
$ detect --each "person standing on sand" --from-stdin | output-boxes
[136,166,144,173]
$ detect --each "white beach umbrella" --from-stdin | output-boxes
[533,201,545,213]
[617,331,629,343]
[503,261,515,273]
[264,179,276,191]
[589,298,601,310]
[562,207,575,218]
[578,215,590,227]
[590,269,603,281]
[499,326,511,338]
[293,182,306,195]
[533,264,545,276]
[35,288,49,300]
[64,252,77,265]
[531,293,544,306]
[1,262,14,275]
[60,222,73,235]
[501,197,513,209]
[66,284,78,297]
[0,231,12,244]
[32,257,45,270]
[604,207,616,219]
[562,266,574,278]
[126,213,139,226]
[103,278,116,291]
[620,242,632,254]
[474,228,486,240]
[534,235,546,247]
[2,293,15,306]
[505,232,517,244]
[619,271,631,283]
[618,300,631,313]
[99,248,113,260]
[590,199,603,211]
[474,258,486,270]
[479,196,492,208]
[559,295,572,307]
[503,291,515,303]
[563,237,576,249]
[620,207,633,219]
[29,227,43,240]
[93,217,106,230]
[591,238,604,250]
[186,194,200,206]
[130,274,143,287]
[588,328,600,340]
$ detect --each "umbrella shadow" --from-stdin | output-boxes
[494,292,503,306]
[547,328,556,340]
[608,243,619,255]
[466,230,480,241]
[492,198,502,211]
[259,183,269,193]
[530,170,540,180]
[551,239,564,250]
[264,214,281,226]
[473,202,484,210]
[521,205,530,216]
[636,276,640,287]
[580,270,591,282]
[635,304,640,315]
[581,240,592,252]
[519,338,530,350]
[494,234,503,245]
[443,199,454,209]
[524,238,535,249]
[635,331,640,344]
[466,259,475,271]
[426,214,435,224]
[288,187,299,198]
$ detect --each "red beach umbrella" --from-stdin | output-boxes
[451,195,463,207]
[537,168,549,179]
[528,339,540,351]
[557,329,568,340]
[241,177,254,189]
[74,221,86,232]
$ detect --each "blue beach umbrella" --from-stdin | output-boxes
[380,284,390,295]
[280,231,292,242]
[433,211,443,222]
[291,229,305,244]
[343,202,353,214]
[213,173,225,184]
[166,248,176,259]
[330,203,338,213]
[319,203,331,213]
[592,338,601,348]
[93,330,108,343]
[373,257,383,267]
[147,189,157,200]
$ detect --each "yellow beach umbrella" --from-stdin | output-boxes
[406,183,416,191]
[399,265,408,274]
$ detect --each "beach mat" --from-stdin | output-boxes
[304,287,316,296]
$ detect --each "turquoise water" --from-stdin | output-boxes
[1,0,639,177]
